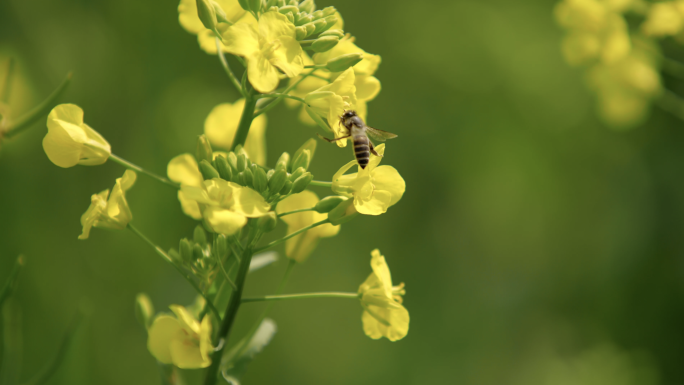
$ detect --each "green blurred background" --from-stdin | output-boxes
[2,0,684,384]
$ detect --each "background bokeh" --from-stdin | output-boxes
[2,0,684,384]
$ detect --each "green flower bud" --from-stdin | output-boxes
[320,29,344,38]
[196,0,218,32]
[276,152,290,172]
[292,150,311,172]
[296,14,313,26]
[310,18,327,33]
[321,6,336,16]
[280,180,293,195]
[194,225,207,245]
[253,166,268,192]
[192,244,205,261]
[199,159,220,180]
[286,12,295,23]
[311,10,324,19]
[215,234,228,259]
[287,0,298,5]
[323,15,338,30]
[268,5,279,12]
[224,151,237,171]
[215,155,233,181]
[328,198,358,225]
[326,53,363,72]
[290,166,306,181]
[257,212,278,232]
[248,0,261,14]
[292,138,317,171]
[243,167,254,187]
[304,23,316,37]
[179,238,194,263]
[266,0,278,8]
[268,169,288,193]
[290,172,313,194]
[296,26,307,40]
[236,152,247,172]
[314,196,347,213]
[212,1,230,23]
[237,171,246,185]
[298,0,315,13]
[196,134,213,163]
[275,0,285,6]
[237,0,250,11]
[134,293,155,329]
[267,169,275,180]
[312,35,339,52]
[279,5,297,14]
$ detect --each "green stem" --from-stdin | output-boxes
[216,38,245,97]
[203,231,261,385]
[1,58,15,104]
[3,72,72,139]
[303,64,326,68]
[242,291,359,303]
[127,225,221,322]
[253,219,330,254]
[308,180,332,187]
[277,207,315,217]
[256,93,309,106]
[0,255,24,310]
[231,95,258,150]
[216,248,238,291]
[253,69,316,118]
[109,153,179,189]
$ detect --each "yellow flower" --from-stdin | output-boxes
[331,144,405,215]
[204,99,267,166]
[178,0,247,54]
[221,11,304,93]
[147,305,213,369]
[167,154,205,220]
[181,178,270,235]
[304,68,357,147]
[276,190,340,262]
[641,1,684,37]
[43,104,111,168]
[79,170,136,239]
[358,249,409,341]
[313,34,381,77]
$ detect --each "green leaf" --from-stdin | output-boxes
[248,252,278,273]
[220,319,277,383]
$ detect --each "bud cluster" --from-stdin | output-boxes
[174,225,219,287]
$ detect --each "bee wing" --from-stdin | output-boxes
[365,126,398,142]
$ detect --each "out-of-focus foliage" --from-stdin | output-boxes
[3,0,684,384]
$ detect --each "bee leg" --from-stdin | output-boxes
[369,141,383,157]
[317,133,350,143]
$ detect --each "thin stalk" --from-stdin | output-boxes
[253,69,316,117]
[231,95,258,150]
[216,38,245,97]
[127,225,221,322]
[253,219,330,254]
[256,93,309,106]
[242,291,359,303]
[303,64,326,68]
[1,58,15,104]
[308,180,332,187]
[217,250,238,291]
[277,207,315,217]
[109,154,179,189]
[3,72,72,139]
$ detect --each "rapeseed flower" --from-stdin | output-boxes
[304,68,356,147]
[641,1,684,37]
[221,11,304,93]
[178,0,247,54]
[204,99,267,165]
[276,190,340,262]
[167,154,205,220]
[358,249,408,341]
[43,104,111,168]
[147,305,213,369]
[79,170,136,239]
[331,144,405,215]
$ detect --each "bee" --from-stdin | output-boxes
[317,110,397,169]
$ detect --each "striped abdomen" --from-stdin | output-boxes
[353,134,370,169]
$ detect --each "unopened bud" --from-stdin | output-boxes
[312,10,324,19]
[196,0,218,32]
[290,166,306,181]
[320,29,344,38]
[279,5,297,14]
[215,155,233,181]
[236,153,247,172]
[267,169,275,179]
[268,169,288,193]
[212,1,229,23]
[248,0,261,14]
[314,196,346,213]
[275,152,290,172]
[237,171,246,185]
[266,0,278,8]
[135,293,155,329]
[328,198,358,225]
[280,180,293,195]
[199,159,220,180]
[298,0,315,13]
[292,138,317,171]
[215,234,228,259]
[322,15,338,30]
[226,151,238,171]
[253,166,268,192]
[312,35,339,52]
[192,244,204,261]
[286,12,294,23]
[326,53,363,72]
[243,167,254,187]
[237,0,250,12]
[310,18,327,33]
[296,14,313,26]
[321,6,336,16]
[291,150,311,172]
[296,26,307,40]
[290,172,313,194]
[257,212,278,232]
[194,225,207,245]
[179,238,194,263]
[304,23,316,36]
[196,134,213,163]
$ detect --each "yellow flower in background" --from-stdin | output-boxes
[358,249,408,341]
[641,1,684,37]
[332,144,405,215]
[304,68,357,147]
[181,178,270,235]
[555,0,609,33]
[276,191,340,262]
[79,170,136,239]
[204,99,267,166]
[221,11,304,93]
[178,0,247,54]
[43,104,111,168]
[286,53,329,125]
[147,305,213,369]
[167,154,204,220]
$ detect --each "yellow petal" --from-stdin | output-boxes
[270,36,304,78]
[168,153,204,187]
[170,304,201,335]
[178,191,203,220]
[179,0,246,35]
[204,100,268,165]
[204,207,248,235]
[331,159,359,196]
[371,166,406,207]
[231,185,271,217]
[147,315,183,364]
[355,75,380,102]
[354,189,392,215]
[361,304,409,341]
[247,52,281,93]
[104,170,136,229]
[258,11,296,42]
[370,249,393,296]
[169,337,210,369]
[199,315,214,362]
[78,190,109,240]
[43,104,110,168]
[222,22,260,58]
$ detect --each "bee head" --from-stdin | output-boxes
[342,110,357,119]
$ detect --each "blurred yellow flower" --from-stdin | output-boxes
[358,249,408,341]
[178,0,247,54]
[79,170,136,239]
[147,305,213,369]
[43,104,111,168]
[204,99,267,166]
[181,178,270,235]
[276,190,340,262]
[221,11,304,93]
[641,1,684,37]
[304,68,357,147]
[332,144,405,215]
[167,154,204,220]
[285,53,329,125]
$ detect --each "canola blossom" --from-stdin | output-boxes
[79,170,137,239]
[43,104,111,168]
[332,144,405,215]
[358,249,409,341]
[147,305,213,369]
[304,67,357,146]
